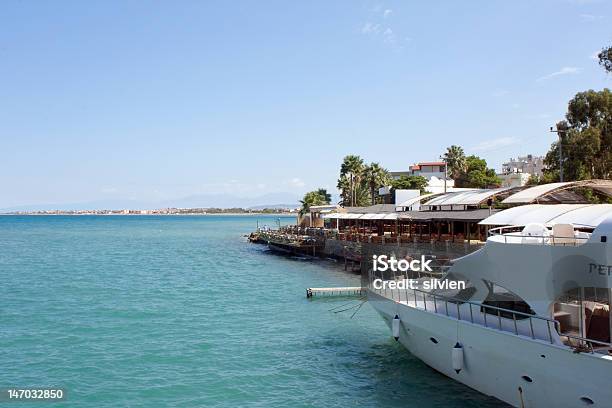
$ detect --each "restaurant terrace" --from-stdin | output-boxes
[319,180,612,244]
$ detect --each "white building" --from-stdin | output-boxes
[390,161,454,194]
[502,155,544,176]
[498,172,532,188]
[498,155,545,187]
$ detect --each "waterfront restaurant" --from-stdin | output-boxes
[322,180,612,244]
[322,189,511,244]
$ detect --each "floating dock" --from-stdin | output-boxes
[306,287,365,298]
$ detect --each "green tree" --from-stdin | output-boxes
[363,162,391,205]
[443,145,467,180]
[337,155,365,206]
[353,182,372,207]
[455,155,501,188]
[315,188,332,204]
[299,188,331,216]
[525,174,541,186]
[543,89,612,181]
[391,175,429,192]
[599,46,612,73]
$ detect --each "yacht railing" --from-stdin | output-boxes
[368,270,560,344]
[560,333,612,353]
[369,274,612,352]
[487,226,589,246]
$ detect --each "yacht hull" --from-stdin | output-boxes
[368,290,612,408]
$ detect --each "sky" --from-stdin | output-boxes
[1,0,611,209]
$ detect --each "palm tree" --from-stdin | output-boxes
[364,162,390,205]
[443,145,467,180]
[315,188,332,204]
[337,175,351,207]
[353,181,372,207]
[299,189,331,216]
[337,155,365,207]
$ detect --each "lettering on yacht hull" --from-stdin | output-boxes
[588,263,612,276]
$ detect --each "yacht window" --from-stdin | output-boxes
[554,287,610,346]
[481,281,535,319]
[432,273,475,304]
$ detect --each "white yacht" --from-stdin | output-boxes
[368,203,612,408]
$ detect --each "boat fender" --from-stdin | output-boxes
[392,315,400,340]
[452,342,464,374]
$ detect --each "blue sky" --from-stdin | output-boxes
[1,0,610,208]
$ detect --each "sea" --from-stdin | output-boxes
[0,215,503,407]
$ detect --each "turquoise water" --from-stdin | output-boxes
[0,215,502,407]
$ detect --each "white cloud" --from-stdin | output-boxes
[580,13,604,21]
[288,178,305,188]
[537,66,580,82]
[361,22,381,34]
[101,187,119,194]
[566,0,604,4]
[383,28,395,43]
[492,89,509,97]
[471,137,521,152]
[383,9,392,18]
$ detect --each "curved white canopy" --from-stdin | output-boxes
[501,182,572,204]
[479,204,612,228]
[395,193,438,209]
[502,180,612,204]
[422,187,511,207]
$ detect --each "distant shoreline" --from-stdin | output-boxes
[0,212,298,217]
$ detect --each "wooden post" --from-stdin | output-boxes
[466,222,471,243]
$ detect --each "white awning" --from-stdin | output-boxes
[395,193,438,210]
[356,213,397,220]
[324,212,398,220]
[422,187,512,207]
[502,180,612,204]
[309,204,339,211]
[501,182,573,204]
[479,204,612,228]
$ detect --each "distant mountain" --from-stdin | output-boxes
[0,192,302,212]
[168,192,301,209]
[248,204,299,210]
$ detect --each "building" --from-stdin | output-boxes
[498,155,545,187]
[390,161,454,194]
[300,204,340,228]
